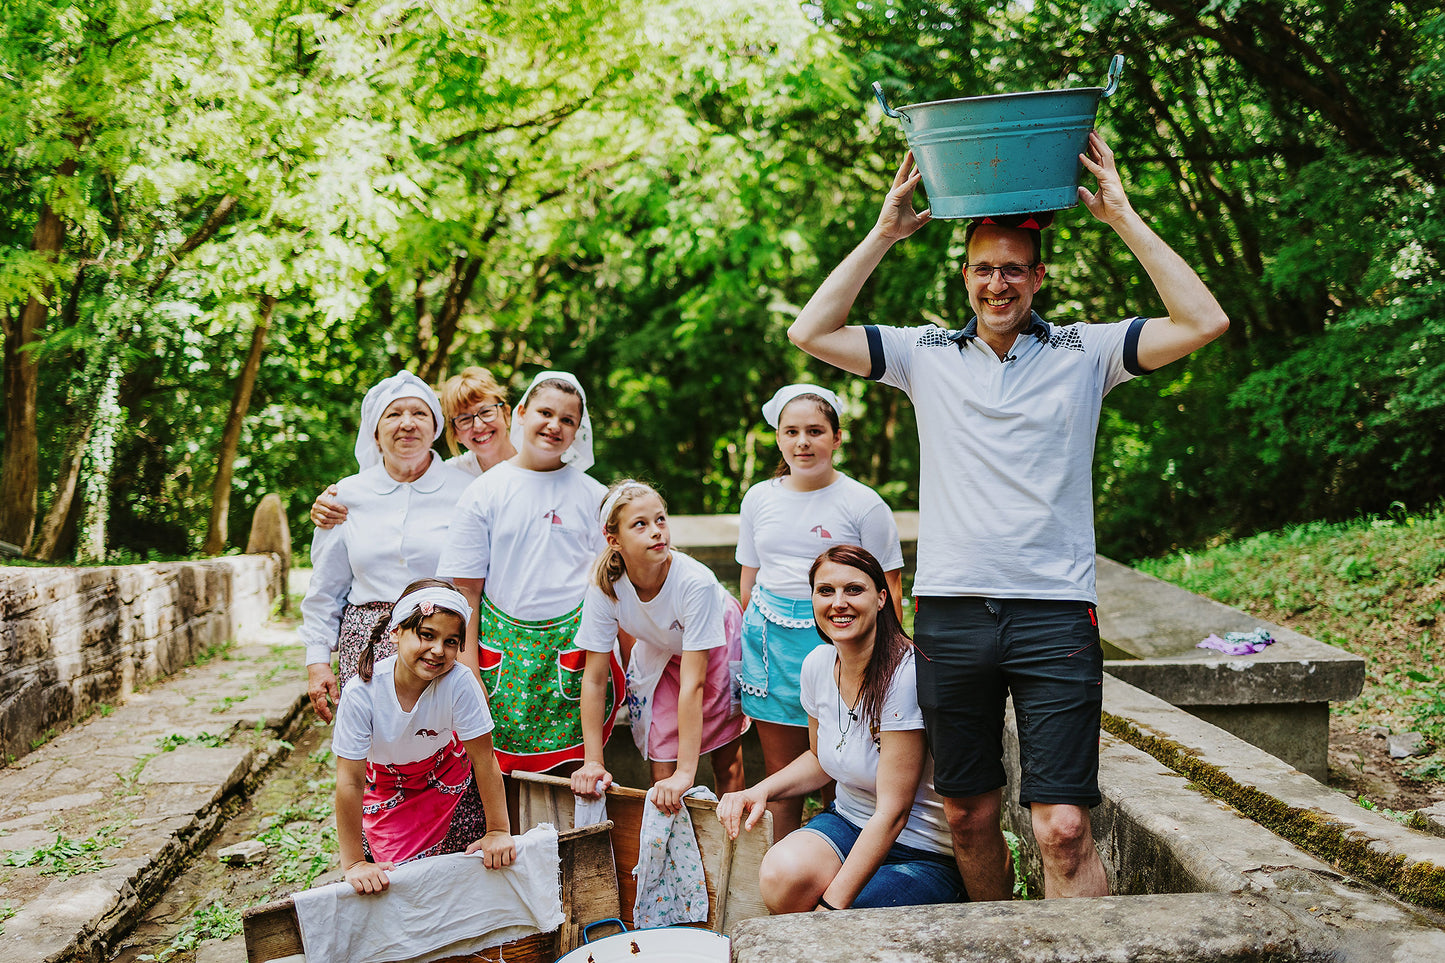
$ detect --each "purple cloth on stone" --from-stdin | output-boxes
[1197,628,1275,655]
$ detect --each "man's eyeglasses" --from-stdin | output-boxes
[966,262,1037,283]
[451,403,505,430]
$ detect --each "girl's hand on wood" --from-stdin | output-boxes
[570,761,611,798]
[650,771,695,815]
[344,860,393,894]
[467,830,516,868]
[716,788,768,839]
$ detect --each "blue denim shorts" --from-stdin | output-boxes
[798,807,966,908]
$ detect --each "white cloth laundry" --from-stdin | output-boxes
[632,786,715,928]
[292,824,563,963]
[574,778,609,828]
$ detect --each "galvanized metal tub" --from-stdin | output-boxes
[872,56,1124,219]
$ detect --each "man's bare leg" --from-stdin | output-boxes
[1031,802,1107,897]
[942,789,1012,901]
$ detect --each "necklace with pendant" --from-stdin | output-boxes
[835,658,858,752]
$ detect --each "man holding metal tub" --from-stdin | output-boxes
[786,131,1228,901]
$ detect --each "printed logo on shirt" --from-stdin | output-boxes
[415,728,439,738]
[668,619,684,632]
[1048,325,1086,353]
[543,509,564,525]
[810,524,833,539]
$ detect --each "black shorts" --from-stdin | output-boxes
[913,596,1103,807]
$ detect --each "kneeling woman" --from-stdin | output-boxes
[716,545,964,911]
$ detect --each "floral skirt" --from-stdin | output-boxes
[477,597,625,774]
[337,600,394,693]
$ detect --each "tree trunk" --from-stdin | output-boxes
[0,157,78,550]
[204,295,275,556]
[32,418,95,561]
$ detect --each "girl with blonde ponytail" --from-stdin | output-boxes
[571,480,749,813]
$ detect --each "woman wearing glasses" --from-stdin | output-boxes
[309,367,517,527]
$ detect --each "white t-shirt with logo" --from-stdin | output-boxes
[799,646,951,855]
[332,655,494,766]
[575,550,729,658]
[436,460,607,620]
[736,474,904,599]
[575,550,731,757]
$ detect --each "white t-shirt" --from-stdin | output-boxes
[300,455,474,666]
[576,551,732,758]
[446,451,485,478]
[332,656,495,766]
[867,316,1145,603]
[799,645,951,855]
[435,460,607,620]
[575,551,729,657]
[736,474,904,599]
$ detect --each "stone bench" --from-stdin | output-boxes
[1094,557,1364,780]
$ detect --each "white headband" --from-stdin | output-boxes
[599,480,654,532]
[355,371,445,470]
[508,370,595,473]
[761,383,844,429]
[386,586,473,636]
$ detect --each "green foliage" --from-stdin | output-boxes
[1,0,1442,559]
[1140,504,1445,747]
[2,825,126,875]
[155,732,226,751]
[137,902,243,962]
[258,803,336,887]
[1002,829,1034,900]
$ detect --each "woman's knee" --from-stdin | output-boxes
[758,838,834,914]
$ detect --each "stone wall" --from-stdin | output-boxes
[0,555,283,764]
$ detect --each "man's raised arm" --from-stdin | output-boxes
[1077,131,1229,371]
[789,153,933,376]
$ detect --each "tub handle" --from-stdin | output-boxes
[871,81,906,119]
[1102,54,1125,98]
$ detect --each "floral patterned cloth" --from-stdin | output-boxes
[632,785,716,928]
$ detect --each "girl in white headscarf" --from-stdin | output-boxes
[436,372,624,776]
[300,371,474,722]
[734,384,905,838]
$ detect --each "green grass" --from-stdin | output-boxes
[1137,505,1445,774]
[2,825,126,875]
[258,798,337,888]
[155,732,226,751]
[137,902,243,961]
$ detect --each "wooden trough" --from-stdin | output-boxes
[242,773,772,962]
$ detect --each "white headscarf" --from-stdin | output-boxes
[761,383,845,429]
[385,585,474,636]
[355,371,445,470]
[509,371,595,473]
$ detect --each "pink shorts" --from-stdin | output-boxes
[646,601,749,762]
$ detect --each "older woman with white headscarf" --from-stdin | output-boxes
[301,371,474,722]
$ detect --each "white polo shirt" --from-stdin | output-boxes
[865,313,1147,603]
